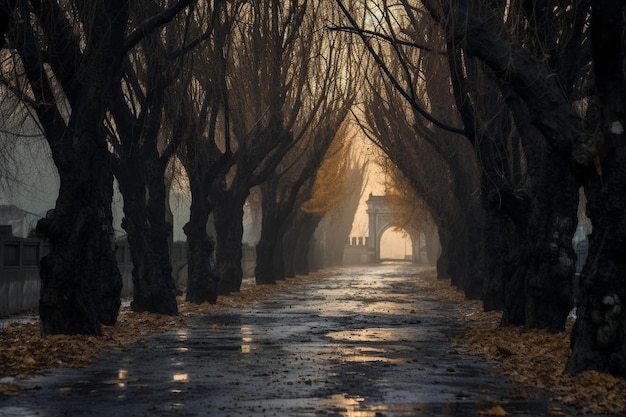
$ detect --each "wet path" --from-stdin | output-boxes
[1,263,565,416]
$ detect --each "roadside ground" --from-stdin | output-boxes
[1,266,624,415]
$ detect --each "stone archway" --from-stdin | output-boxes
[366,194,420,263]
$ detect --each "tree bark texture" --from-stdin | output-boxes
[117,167,178,315]
[293,215,320,276]
[255,179,286,285]
[254,208,283,285]
[567,0,626,375]
[38,167,121,335]
[213,184,248,295]
[183,175,219,304]
[33,0,129,335]
[502,92,578,332]
[282,217,303,278]
[481,202,522,311]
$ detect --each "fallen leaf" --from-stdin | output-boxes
[479,405,507,416]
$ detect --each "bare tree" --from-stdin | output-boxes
[106,1,199,315]
[336,0,589,332]
[300,129,367,271]
[176,0,239,304]
[211,0,346,294]
[254,11,359,284]
[2,0,194,335]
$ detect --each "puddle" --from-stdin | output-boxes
[0,264,573,416]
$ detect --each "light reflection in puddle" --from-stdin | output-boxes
[334,346,407,363]
[175,347,189,352]
[327,394,374,417]
[172,373,189,382]
[327,328,418,343]
[241,325,255,353]
[117,369,127,388]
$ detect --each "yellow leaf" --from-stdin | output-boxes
[479,405,507,416]
[22,356,36,366]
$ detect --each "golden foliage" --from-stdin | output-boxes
[301,122,355,216]
[379,157,434,234]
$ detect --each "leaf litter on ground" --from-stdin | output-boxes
[0,267,625,415]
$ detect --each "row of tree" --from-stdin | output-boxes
[0,1,365,337]
[335,0,626,377]
[2,0,624,379]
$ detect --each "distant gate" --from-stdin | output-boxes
[366,194,420,263]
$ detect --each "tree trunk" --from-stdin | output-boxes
[464,201,485,300]
[255,212,282,284]
[501,151,577,332]
[523,152,578,331]
[436,226,451,279]
[502,92,578,332]
[481,204,519,311]
[214,187,248,295]
[184,228,218,304]
[282,222,300,278]
[117,166,178,315]
[35,1,128,336]
[38,159,122,336]
[294,216,319,275]
[272,229,286,280]
[567,170,626,375]
[567,0,626,375]
[183,176,219,304]
[424,228,440,265]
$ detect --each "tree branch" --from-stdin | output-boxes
[123,0,196,56]
[334,0,465,136]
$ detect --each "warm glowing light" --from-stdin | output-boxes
[172,373,189,382]
[117,369,127,388]
[240,326,255,353]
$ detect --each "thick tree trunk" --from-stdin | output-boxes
[35,1,128,336]
[272,231,286,280]
[214,189,248,295]
[38,178,121,335]
[117,168,178,315]
[283,214,306,278]
[502,93,578,332]
[523,154,578,331]
[424,228,440,265]
[283,227,298,278]
[567,171,626,375]
[255,208,282,285]
[436,226,451,279]
[567,0,626,375]
[481,204,519,311]
[501,155,577,332]
[294,216,319,275]
[184,228,219,304]
[464,201,485,300]
[183,172,219,304]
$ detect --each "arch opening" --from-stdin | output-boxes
[379,227,412,261]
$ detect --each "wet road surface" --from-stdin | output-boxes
[0,263,567,416]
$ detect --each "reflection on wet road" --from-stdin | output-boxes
[0,263,565,416]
